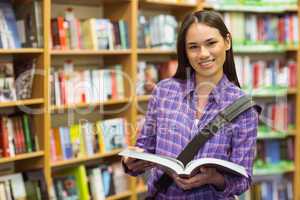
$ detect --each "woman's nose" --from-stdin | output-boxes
[197,46,210,59]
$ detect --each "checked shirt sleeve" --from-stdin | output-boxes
[213,107,259,198]
[122,87,159,176]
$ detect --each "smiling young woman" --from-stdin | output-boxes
[121,10,259,200]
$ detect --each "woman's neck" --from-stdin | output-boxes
[195,72,223,96]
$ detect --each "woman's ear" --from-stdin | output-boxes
[225,33,231,51]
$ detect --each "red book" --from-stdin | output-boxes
[51,19,61,49]
[289,61,297,88]
[111,70,117,99]
[59,71,66,104]
[76,19,83,49]
[17,117,26,153]
[57,16,67,50]
[0,117,10,157]
[278,17,285,43]
[252,62,260,88]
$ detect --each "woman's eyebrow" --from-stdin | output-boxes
[186,37,216,45]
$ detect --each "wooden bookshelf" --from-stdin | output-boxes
[137,48,177,55]
[51,98,130,112]
[204,3,298,13]
[0,48,44,54]
[51,49,132,56]
[1,0,297,200]
[106,190,132,200]
[137,95,152,102]
[51,149,123,168]
[139,0,197,10]
[51,0,130,6]
[0,98,44,108]
[0,151,44,165]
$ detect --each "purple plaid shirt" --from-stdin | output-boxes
[135,74,258,199]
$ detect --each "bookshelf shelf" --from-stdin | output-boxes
[51,98,130,112]
[51,0,130,6]
[257,130,296,139]
[254,164,295,176]
[0,151,44,165]
[204,4,298,13]
[288,88,298,95]
[234,44,295,53]
[137,48,176,55]
[51,149,123,168]
[0,48,44,54]
[139,0,197,10]
[106,190,132,200]
[244,88,297,97]
[137,185,148,194]
[51,49,132,56]
[0,98,44,108]
[137,95,151,102]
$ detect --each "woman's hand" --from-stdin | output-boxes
[172,167,225,191]
[122,146,155,173]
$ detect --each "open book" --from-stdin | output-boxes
[119,149,248,178]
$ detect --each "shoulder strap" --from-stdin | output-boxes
[147,95,259,199]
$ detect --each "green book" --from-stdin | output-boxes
[22,114,33,152]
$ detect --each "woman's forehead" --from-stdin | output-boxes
[186,23,221,43]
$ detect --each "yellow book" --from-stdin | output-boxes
[70,124,83,158]
[78,124,87,156]
[52,128,63,161]
[82,18,97,50]
[96,121,106,153]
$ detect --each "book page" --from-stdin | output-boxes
[184,158,248,177]
[119,149,185,174]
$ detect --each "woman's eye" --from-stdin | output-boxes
[207,41,216,46]
[189,45,197,49]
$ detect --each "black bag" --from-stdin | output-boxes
[145,95,261,199]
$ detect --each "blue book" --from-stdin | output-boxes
[265,140,281,164]
[0,0,21,48]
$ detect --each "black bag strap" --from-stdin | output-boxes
[147,95,260,199]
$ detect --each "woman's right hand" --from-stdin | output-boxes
[122,146,155,173]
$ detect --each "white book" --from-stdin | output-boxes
[89,168,105,200]
[6,118,15,157]
[119,149,248,178]
[114,65,124,99]
[0,173,26,200]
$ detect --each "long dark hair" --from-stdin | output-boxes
[173,10,240,88]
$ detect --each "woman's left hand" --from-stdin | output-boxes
[172,167,225,191]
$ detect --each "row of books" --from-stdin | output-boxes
[234,56,297,90]
[259,101,294,132]
[51,9,130,50]
[0,114,38,158]
[0,57,36,102]
[240,177,293,200]
[137,60,177,95]
[0,169,48,200]
[50,62,124,106]
[50,118,128,161]
[138,13,178,49]
[256,138,294,167]
[0,0,42,49]
[0,0,21,49]
[52,163,129,200]
[222,12,298,45]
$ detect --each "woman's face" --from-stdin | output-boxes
[185,22,230,80]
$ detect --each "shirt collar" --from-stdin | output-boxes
[183,73,232,105]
